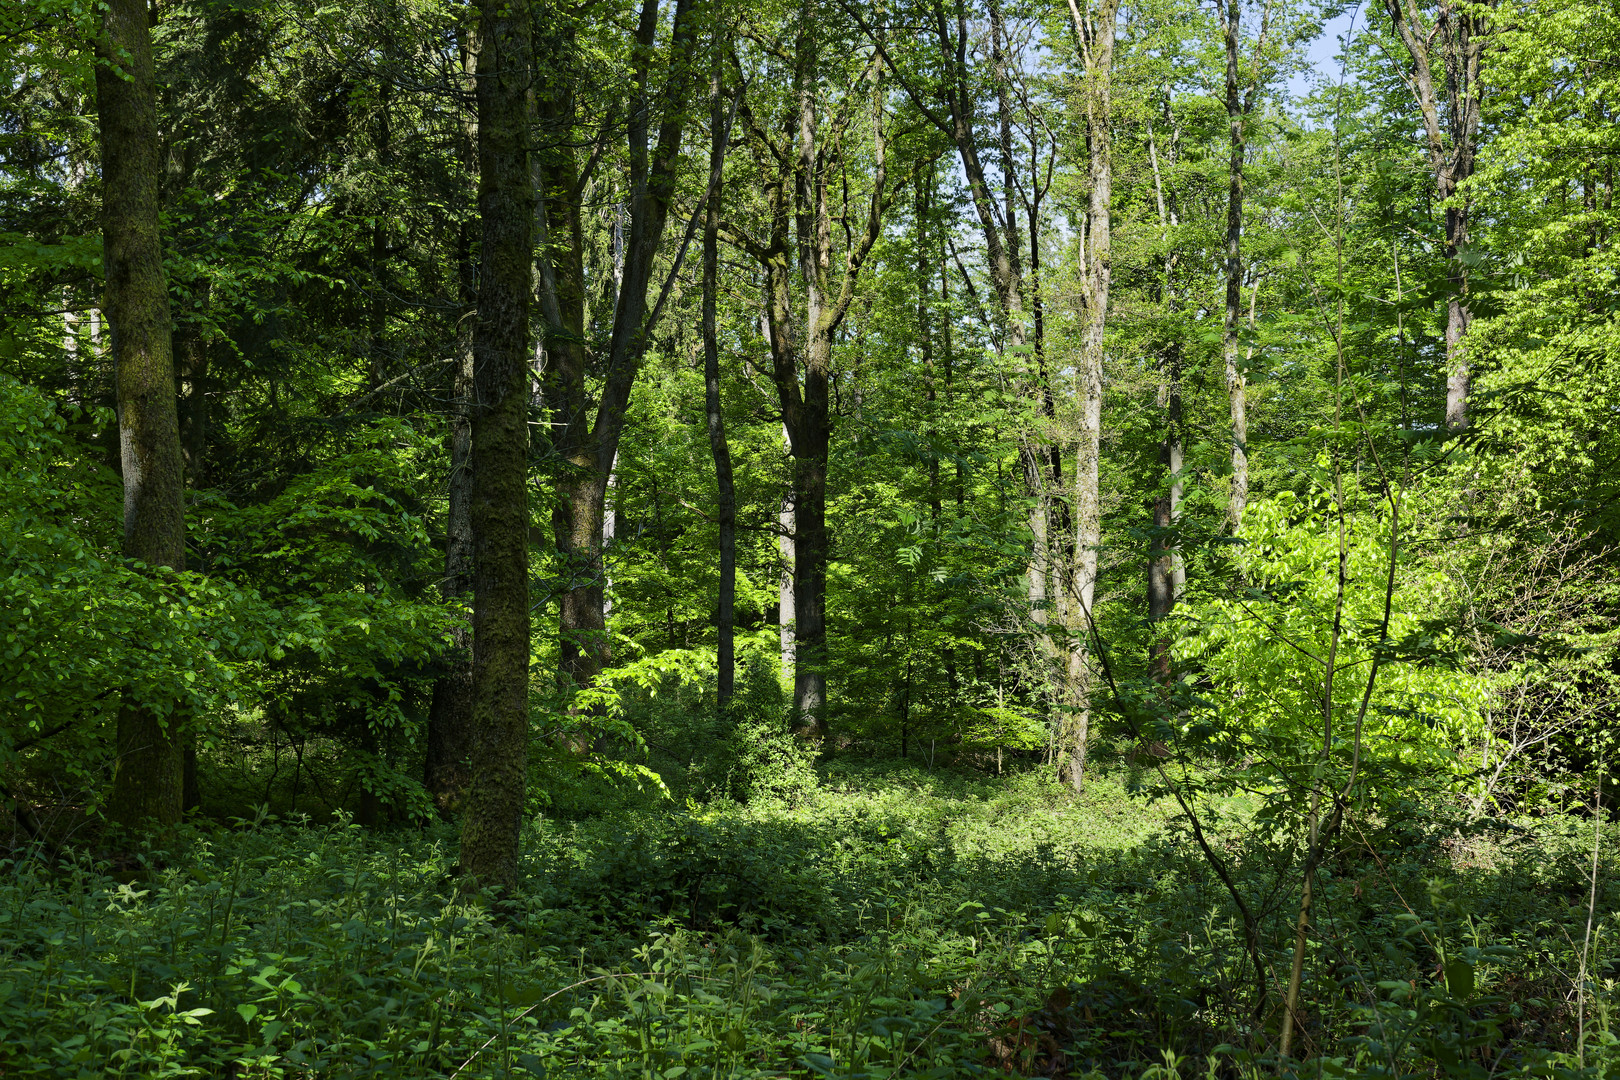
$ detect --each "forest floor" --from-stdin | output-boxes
[1,759,1616,1078]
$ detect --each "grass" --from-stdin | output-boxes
[1,759,1617,1078]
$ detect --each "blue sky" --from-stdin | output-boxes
[1286,8,1364,100]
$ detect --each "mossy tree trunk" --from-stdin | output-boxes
[1061,0,1117,796]
[96,0,187,833]
[458,0,533,894]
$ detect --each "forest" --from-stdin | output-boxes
[2,0,1618,1074]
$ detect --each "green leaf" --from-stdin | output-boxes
[1443,959,1474,999]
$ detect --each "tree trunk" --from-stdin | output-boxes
[424,210,478,815]
[1062,0,1118,796]
[703,32,737,708]
[458,0,533,894]
[1146,107,1182,682]
[779,489,795,681]
[1222,0,1250,532]
[1381,0,1486,430]
[538,0,699,703]
[97,0,188,833]
[789,408,829,738]
[175,285,209,815]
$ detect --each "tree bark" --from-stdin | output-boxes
[703,27,737,708]
[778,491,796,681]
[97,0,188,833]
[1381,0,1487,431]
[1062,0,1118,796]
[458,0,533,894]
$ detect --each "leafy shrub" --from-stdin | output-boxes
[4,765,1619,1078]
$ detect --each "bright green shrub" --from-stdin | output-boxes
[1178,490,1489,773]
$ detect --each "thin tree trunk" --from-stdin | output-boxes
[97,0,187,833]
[1062,0,1118,796]
[424,211,478,813]
[779,489,795,682]
[703,30,737,708]
[1146,109,1181,681]
[458,0,533,893]
[175,284,209,815]
[1222,0,1250,532]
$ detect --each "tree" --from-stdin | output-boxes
[95,0,188,832]
[702,14,738,708]
[1059,0,1119,794]
[1218,0,1269,529]
[1379,0,1491,430]
[457,0,534,893]
[534,0,700,704]
[729,0,898,739]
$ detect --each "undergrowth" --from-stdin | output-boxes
[1,763,1617,1078]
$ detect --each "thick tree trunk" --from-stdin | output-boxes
[458,0,533,893]
[554,479,610,692]
[1062,0,1117,796]
[789,409,830,738]
[97,0,188,833]
[703,42,737,708]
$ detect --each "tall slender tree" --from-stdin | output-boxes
[458,0,534,893]
[1061,0,1119,795]
[1146,100,1183,682]
[534,0,700,703]
[1220,0,1272,530]
[1380,0,1490,430]
[702,13,738,708]
[96,0,188,832]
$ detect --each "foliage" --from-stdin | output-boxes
[1179,490,1489,773]
[4,769,1620,1078]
